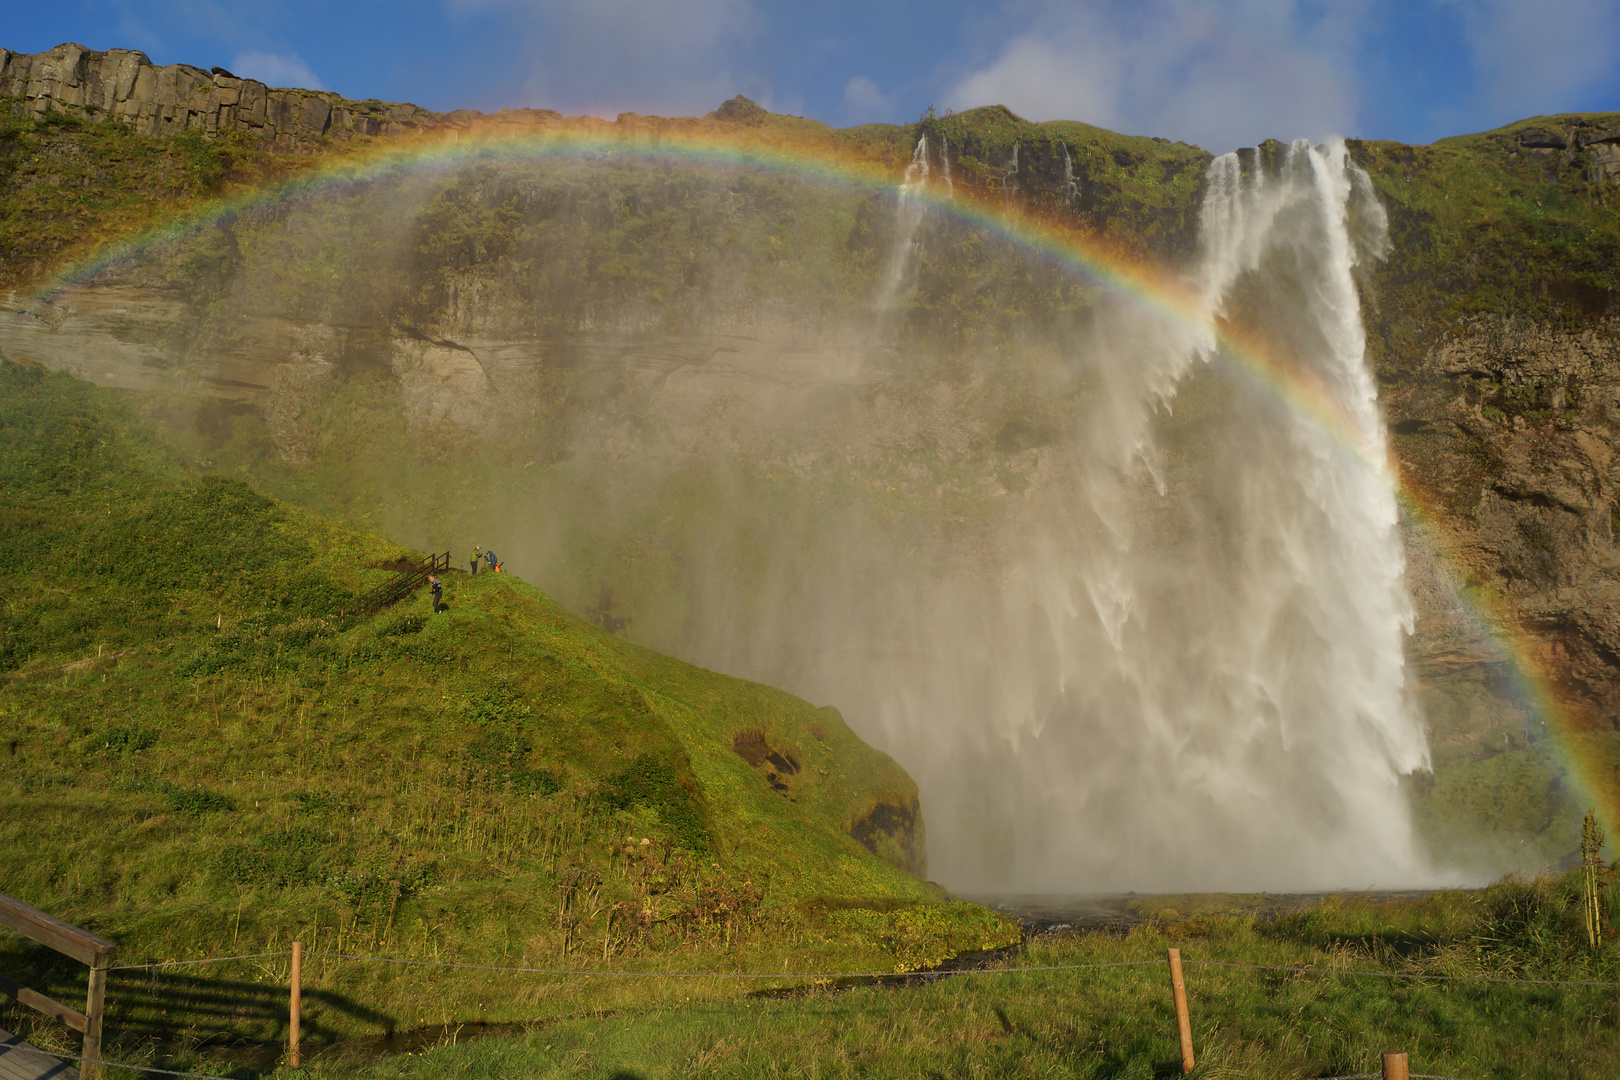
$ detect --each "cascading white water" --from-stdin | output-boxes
[856,138,1431,889]
[480,135,1438,891]
[876,135,932,311]
[668,138,1433,891]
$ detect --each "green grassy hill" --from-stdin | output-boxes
[0,356,1015,1061]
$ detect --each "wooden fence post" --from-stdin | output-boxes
[1167,948,1194,1074]
[290,941,302,1068]
[82,953,108,1080]
[1382,1051,1408,1080]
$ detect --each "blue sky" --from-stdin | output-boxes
[6,0,1619,152]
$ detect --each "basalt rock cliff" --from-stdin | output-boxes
[0,42,563,149]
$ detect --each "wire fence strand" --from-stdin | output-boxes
[101,947,1620,989]
[111,951,292,971]
[305,950,1162,978]
[1185,958,1620,987]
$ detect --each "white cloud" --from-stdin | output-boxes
[457,0,764,117]
[1439,0,1620,118]
[944,0,1373,153]
[230,50,325,90]
[842,75,896,124]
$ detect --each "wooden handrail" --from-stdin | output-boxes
[0,893,115,964]
[0,892,114,1080]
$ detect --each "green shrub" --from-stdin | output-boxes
[214,825,335,888]
[602,754,715,855]
[114,776,235,816]
[97,724,157,754]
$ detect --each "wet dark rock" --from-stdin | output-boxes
[1519,127,1568,150]
[850,798,926,879]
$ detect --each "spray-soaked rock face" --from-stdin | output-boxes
[8,123,1616,889]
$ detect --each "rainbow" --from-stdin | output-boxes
[41,123,1616,844]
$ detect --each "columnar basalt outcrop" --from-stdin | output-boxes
[0,43,563,148]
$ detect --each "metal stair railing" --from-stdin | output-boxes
[348,552,451,617]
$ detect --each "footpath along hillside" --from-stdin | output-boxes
[0,357,1015,1061]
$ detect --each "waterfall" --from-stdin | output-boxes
[876,135,932,312]
[523,137,1436,892]
[1001,143,1020,198]
[1062,144,1080,205]
[841,137,1430,890]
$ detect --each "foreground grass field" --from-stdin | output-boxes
[43,876,1614,1080]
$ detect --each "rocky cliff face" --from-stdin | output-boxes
[0,43,564,149]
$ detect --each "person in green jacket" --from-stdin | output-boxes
[470,545,482,575]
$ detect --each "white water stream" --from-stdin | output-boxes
[704,138,1433,890]
[908,139,1428,888]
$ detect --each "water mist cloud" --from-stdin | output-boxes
[229,50,326,90]
[449,0,764,117]
[842,75,898,124]
[1438,0,1620,121]
[944,0,1370,152]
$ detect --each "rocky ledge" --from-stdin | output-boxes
[0,42,566,149]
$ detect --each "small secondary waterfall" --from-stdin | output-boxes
[876,135,932,311]
[1061,144,1080,205]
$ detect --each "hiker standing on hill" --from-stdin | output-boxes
[470,545,482,575]
[428,574,444,613]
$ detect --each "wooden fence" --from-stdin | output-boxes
[0,893,115,1080]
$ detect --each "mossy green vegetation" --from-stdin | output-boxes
[1351,114,1620,381]
[0,358,1017,1060]
[0,101,303,289]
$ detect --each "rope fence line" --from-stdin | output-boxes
[1183,958,1620,988]
[304,950,1161,978]
[100,948,1620,987]
[110,951,291,971]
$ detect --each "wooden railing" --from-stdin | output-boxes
[348,551,452,618]
[0,892,115,1079]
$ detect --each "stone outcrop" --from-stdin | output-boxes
[0,43,563,149]
[1508,118,1620,184]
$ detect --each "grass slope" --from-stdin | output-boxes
[0,358,1015,1062]
[321,878,1620,1079]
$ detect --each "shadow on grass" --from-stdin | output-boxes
[105,970,397,1048]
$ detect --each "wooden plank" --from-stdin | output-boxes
[0,975,87,1034]
[0,1027,78,1080]
[0,896,114,966]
